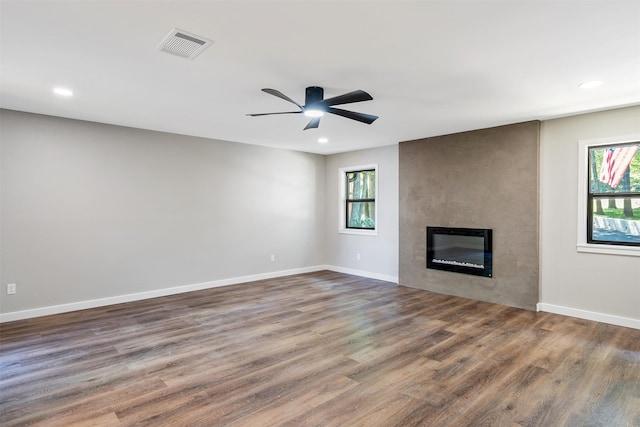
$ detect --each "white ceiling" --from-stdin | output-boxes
[1,1,639,155]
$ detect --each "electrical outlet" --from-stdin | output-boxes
[7,283,16,295]
[270,254,275,262]
[356,253,361,260]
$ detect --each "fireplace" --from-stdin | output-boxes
[426,227,493,277]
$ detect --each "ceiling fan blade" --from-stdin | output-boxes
[318,90,373,108]
[262,88,303,109]
[303,117,321,130]
[246,111,302,117]
[326,107,378,124]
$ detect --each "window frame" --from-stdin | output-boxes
[577,135,640,256]
[339,164,378,236]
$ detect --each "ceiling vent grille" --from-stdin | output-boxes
[157,28,213,60]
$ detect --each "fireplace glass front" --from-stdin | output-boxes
[426,227,493,277]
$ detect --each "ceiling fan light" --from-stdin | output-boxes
[304,109,324,118]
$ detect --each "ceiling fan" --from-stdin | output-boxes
[247,86,378,130]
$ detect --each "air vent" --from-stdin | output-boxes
[157,28,213,60]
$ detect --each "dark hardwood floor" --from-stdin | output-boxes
[1,271,639,426]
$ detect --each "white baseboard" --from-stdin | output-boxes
[0,265,326,323]
[7,269,633,331]
[325,265,398,284]
[537,302,640,330]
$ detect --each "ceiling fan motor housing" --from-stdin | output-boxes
[305,86,324,106]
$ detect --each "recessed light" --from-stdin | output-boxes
[578,80,603,89]
[53,87,74,97]
[318,137,329,144]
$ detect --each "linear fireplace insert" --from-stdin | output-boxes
[426,226,493,277]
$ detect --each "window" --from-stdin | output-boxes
[586,141,640,247]
[339,164,378,235]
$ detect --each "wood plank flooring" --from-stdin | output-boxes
[1,271,639,426]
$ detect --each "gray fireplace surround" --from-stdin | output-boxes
[399,121,540,311]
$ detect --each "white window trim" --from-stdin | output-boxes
[339,164,378,236]
[576,134,640,257]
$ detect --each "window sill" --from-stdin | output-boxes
[339,228,378,236]
[577,243,640,257]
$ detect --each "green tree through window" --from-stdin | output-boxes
[346,169,376,229]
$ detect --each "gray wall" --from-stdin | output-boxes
[0,110,325,314]
[324,145,399,281]
[540,106,640,322]
[399,121,540,310]
[3,105,638,326]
